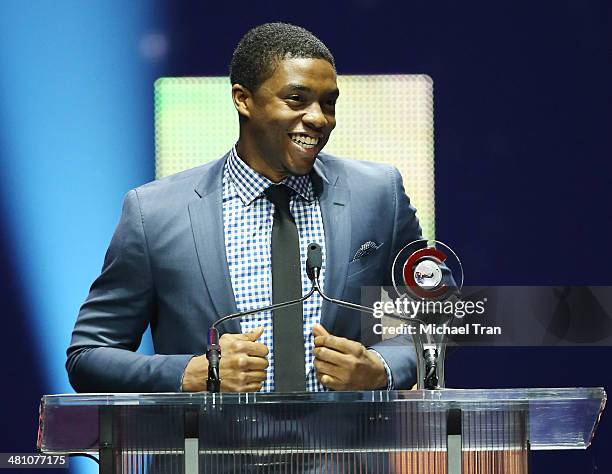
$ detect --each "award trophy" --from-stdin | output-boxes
[391,239,463,389]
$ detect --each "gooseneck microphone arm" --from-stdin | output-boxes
[211,288,316,331]
[205,242,424,392]
[206,281,316,392]
[307,243,442,390]
[312,276,375,314]
[307,243,408,320]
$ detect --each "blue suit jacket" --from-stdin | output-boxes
[66,152,422,392]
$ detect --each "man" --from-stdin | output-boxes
[67,23,421,393]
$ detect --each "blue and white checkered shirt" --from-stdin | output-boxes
[222,147,393,392]
[223,147,327,392]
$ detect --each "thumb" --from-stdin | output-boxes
[243,326,265,341]
[312,323,330,338]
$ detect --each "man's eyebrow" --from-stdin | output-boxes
[284,84,340,97]
[285,83,311,92]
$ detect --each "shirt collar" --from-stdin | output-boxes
[226,146,315,206]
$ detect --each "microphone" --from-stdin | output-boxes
[306,243,322,281]
[306,243,380,315]
[206,242,418,392]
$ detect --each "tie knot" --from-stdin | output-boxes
[265,184,293,214]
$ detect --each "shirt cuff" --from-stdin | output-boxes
[179,355,197,392]
[179,368,186,392]
[368,348,394,390]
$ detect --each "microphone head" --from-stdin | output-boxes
[306,242,322,280]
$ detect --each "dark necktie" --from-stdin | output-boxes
[265,184,306,392]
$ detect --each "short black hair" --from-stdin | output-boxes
[230,22,335,92]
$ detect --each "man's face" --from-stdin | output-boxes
[239,57,339,182]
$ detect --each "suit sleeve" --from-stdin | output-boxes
[368,167,422,390]
[66,189,192,392]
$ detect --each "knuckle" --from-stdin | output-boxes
[234,341,245,352]
[237,356,248,369]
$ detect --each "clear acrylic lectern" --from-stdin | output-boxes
[38,388,606,473]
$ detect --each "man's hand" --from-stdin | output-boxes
[182,327,269,392]
[312,324,387,391]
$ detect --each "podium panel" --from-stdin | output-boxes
[39,388,605,473]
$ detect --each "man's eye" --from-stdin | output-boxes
[287,95,303,102]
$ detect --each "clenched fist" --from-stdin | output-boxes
[313,324,387,391]
[182,327,269,392]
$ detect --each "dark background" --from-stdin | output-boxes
[1,1,609,472]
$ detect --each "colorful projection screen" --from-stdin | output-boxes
[154,75,435,239]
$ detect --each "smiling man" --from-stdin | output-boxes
[233,56,338,180]
[67,23,422,393]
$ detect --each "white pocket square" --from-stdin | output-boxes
[352,241,381,261]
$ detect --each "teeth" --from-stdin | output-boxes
[289,133,319,148]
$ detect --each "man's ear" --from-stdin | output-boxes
[232,84,252,120]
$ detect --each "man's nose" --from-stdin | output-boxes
[302,103,328,130]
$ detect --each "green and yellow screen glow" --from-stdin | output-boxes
[155,75,435,239]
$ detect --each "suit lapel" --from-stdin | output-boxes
[314,157,351,333]
[188,154,240,334]
[187,153,352,336]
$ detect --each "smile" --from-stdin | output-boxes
[288,133,320,149]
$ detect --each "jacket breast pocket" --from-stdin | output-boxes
[346,256,384,288]
[346,241,385,280]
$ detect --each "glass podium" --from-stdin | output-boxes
[38,388,606,473]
